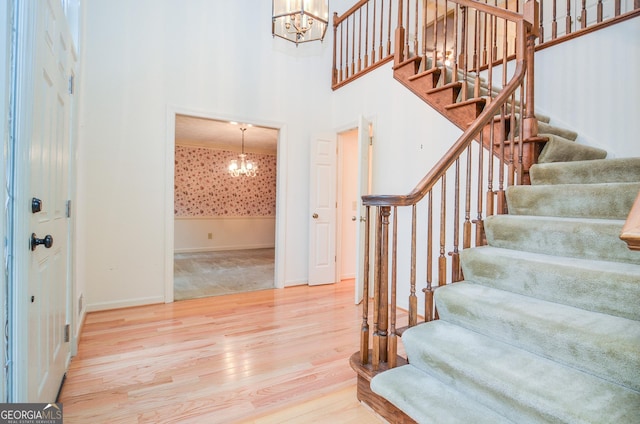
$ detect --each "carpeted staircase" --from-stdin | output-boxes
[370,145,640,422]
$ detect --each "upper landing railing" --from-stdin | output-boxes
[332,0,639,89]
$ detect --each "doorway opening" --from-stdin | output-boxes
[172,115,279,300]
[336,128,359,284]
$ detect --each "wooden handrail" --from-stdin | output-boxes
[456,0,529,22]
[335,0,371,25]
[621,191,640,251]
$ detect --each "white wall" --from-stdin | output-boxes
[77,0,333,310]
[535,18,640,157]
[174,217,275,252]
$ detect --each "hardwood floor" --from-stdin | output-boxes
[59,280,388,423]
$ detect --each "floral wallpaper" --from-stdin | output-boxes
[175,145,277,216]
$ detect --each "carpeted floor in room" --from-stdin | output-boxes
[174,248,275,300]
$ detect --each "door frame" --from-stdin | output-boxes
[164,106,288,301]
[1,0,12,402]
[334,117,374,300]
[9,0,41,400]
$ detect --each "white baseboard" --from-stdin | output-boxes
[86,295,165,312]
[284,279,308,287]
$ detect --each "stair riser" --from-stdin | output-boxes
[484,215,640,264]
[506,182,640,220]
[393,56,421,80]
[446,100,485,125]
[536,121,578,141]
[407,69,440,92]
[425,85,461,107]
[434,283,640,391]
[460,247,640,321]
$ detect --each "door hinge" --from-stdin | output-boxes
[64,324,70,343]
[68,75,74,94]
[66,200,71,218]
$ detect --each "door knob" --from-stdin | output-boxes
[352,216,357,221]
[312,213,319,219]
[360,216,367,222]
[31,233,53,251]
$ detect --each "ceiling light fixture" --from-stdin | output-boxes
[228,127,258,177]
[272,0,329,45]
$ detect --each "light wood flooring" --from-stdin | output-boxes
[59,280,392,423]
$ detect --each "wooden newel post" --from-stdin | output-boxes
[523,0,540,140]
[360,205,371,365]
[372,206,391,370]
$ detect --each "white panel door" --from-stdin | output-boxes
[354,117,372,303]
[308,135,337,286]
[14,0,72,402]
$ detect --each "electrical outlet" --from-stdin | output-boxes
[208,233,213,239]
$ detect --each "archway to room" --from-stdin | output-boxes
[173,115,279,300]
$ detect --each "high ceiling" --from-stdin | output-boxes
[174,115,278,155]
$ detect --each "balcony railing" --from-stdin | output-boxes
[332,0,639,90]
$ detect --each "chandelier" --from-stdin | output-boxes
[228,127,258,177]
[272,0,329,45]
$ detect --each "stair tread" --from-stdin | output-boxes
[426,80,463,95]
[401,321,640,424]
[538,134,607,163]
[506,181,640,220]
[435,282,640,391]
[461,246,640,321]
[392,55,421,71]
[445,96,487,110]
[407,66,440,81]
[530,157,640,185]
[485,214,640,264]
[371,365,513,424]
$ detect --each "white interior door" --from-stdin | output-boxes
[308,135,337,286]
[13,0,73,402]
[354,116,372,303]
